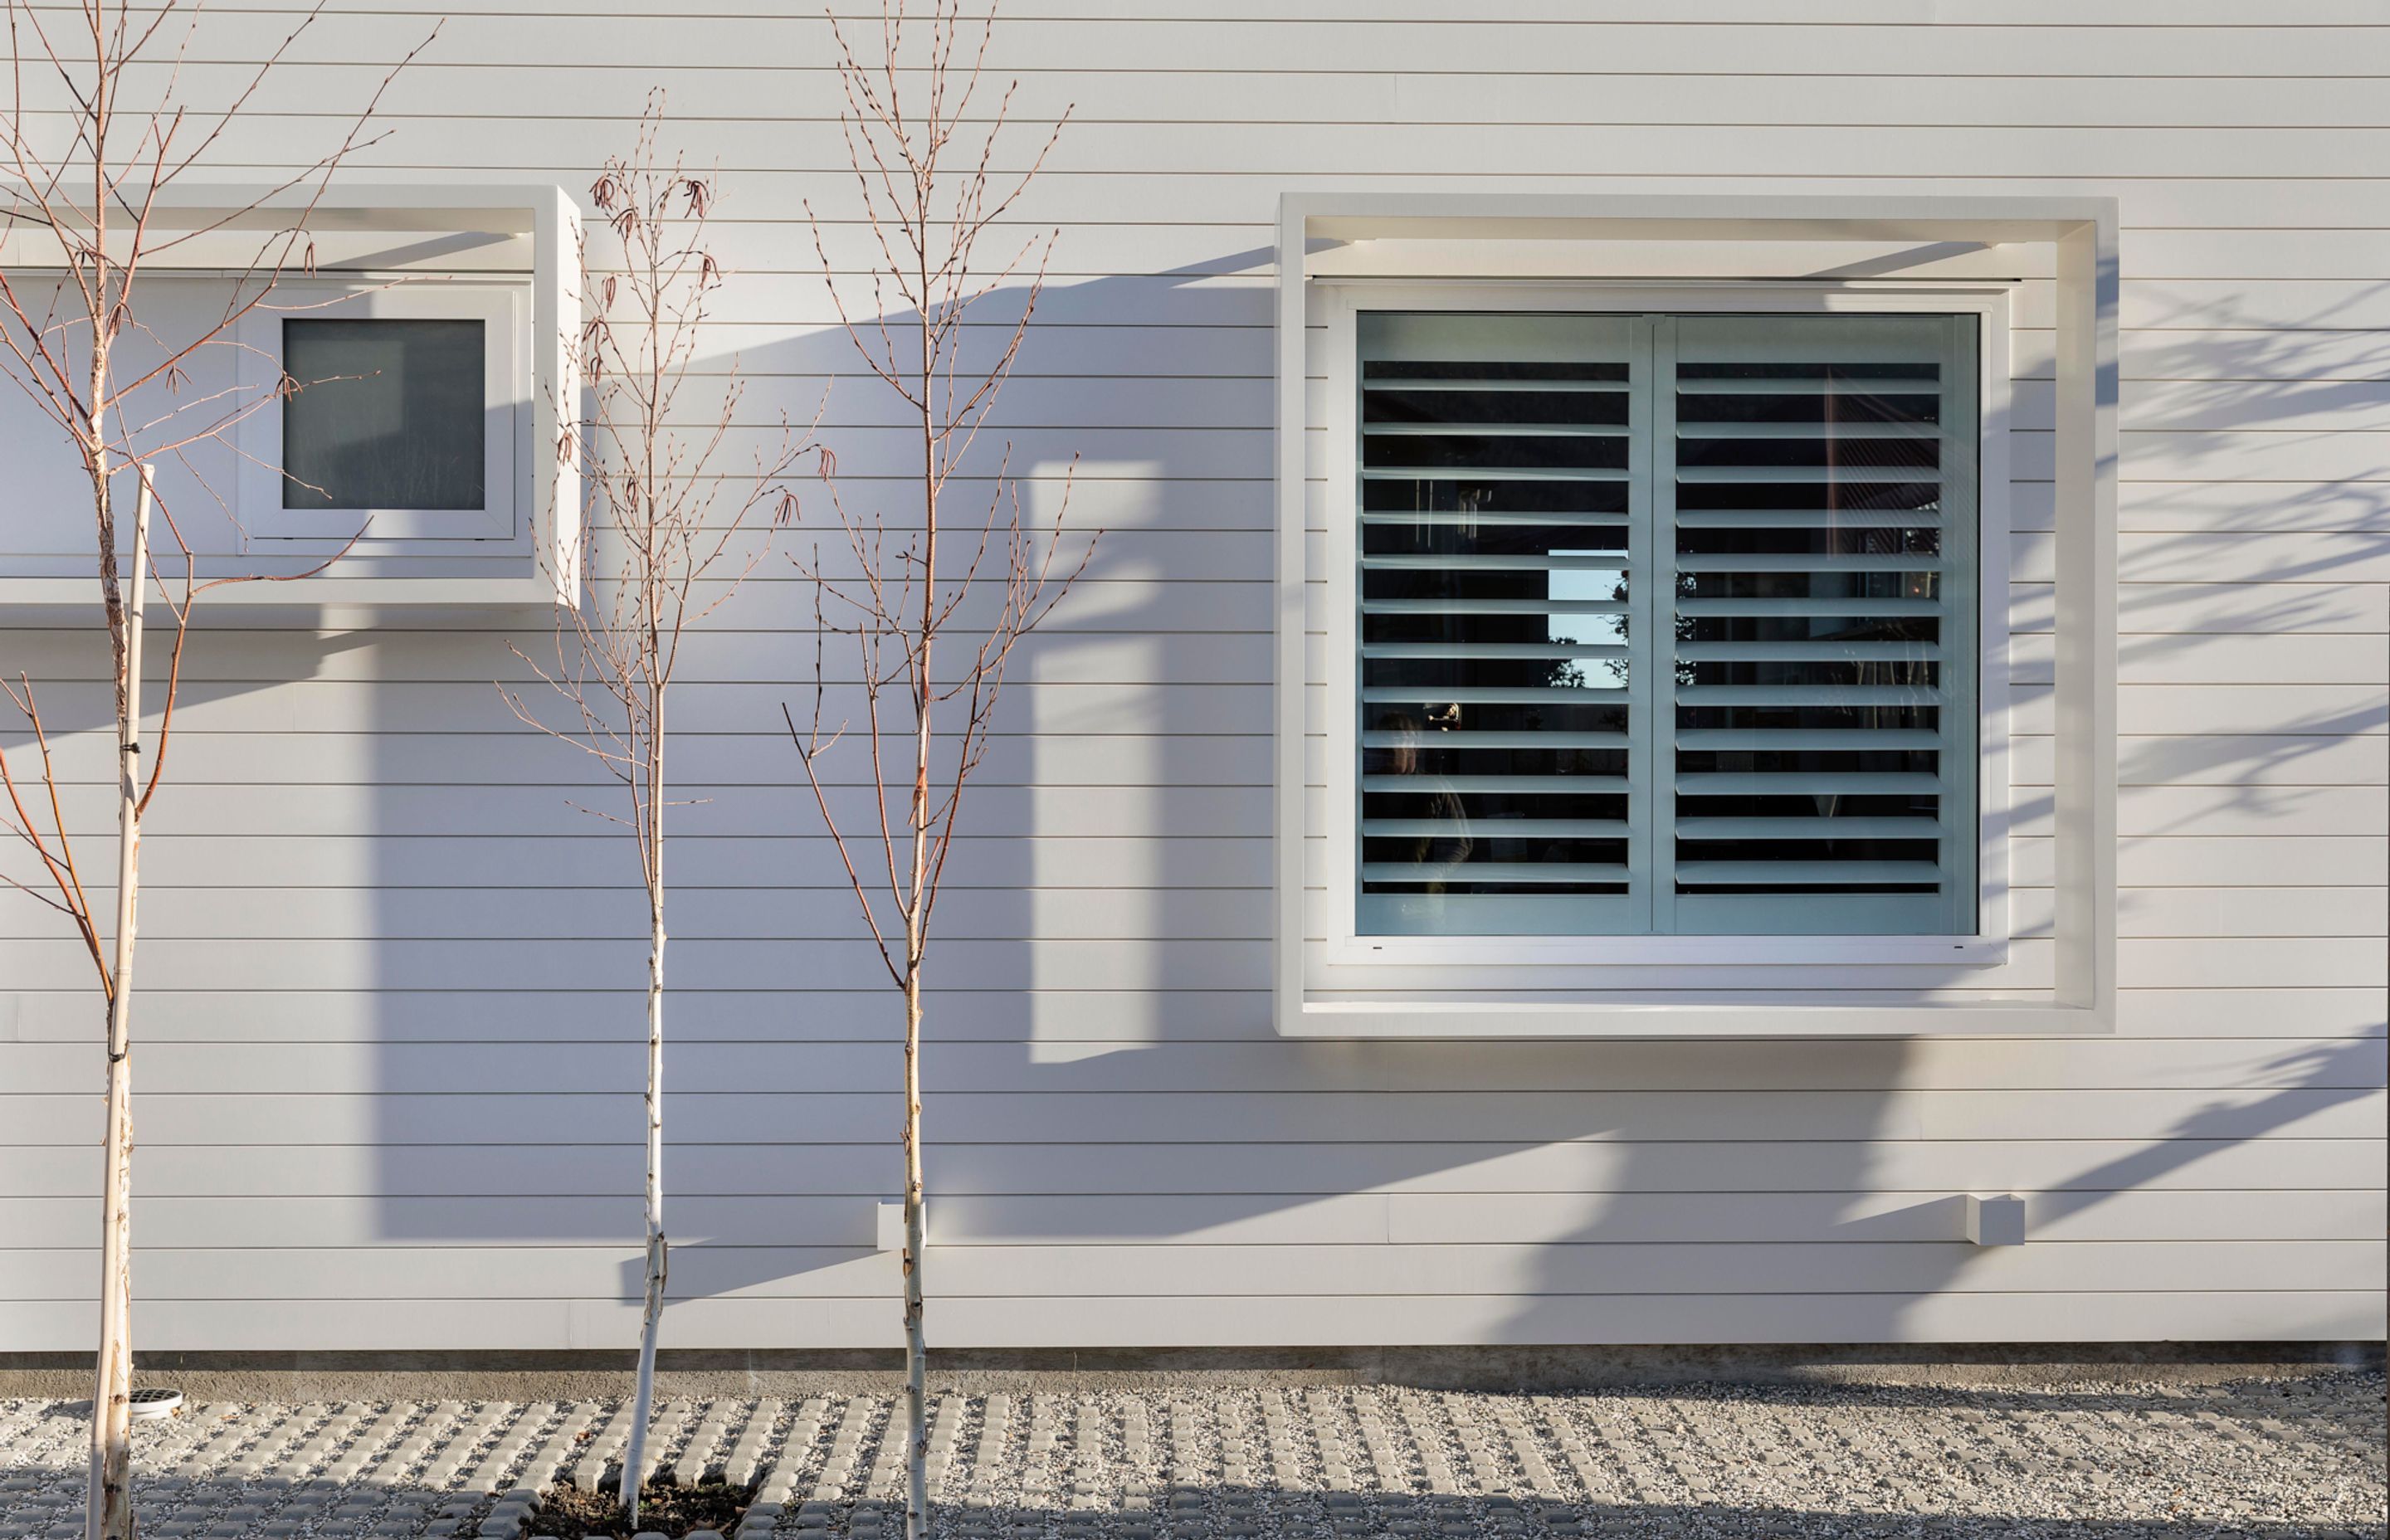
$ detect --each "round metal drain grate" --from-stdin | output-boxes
[129,1388,183,1421]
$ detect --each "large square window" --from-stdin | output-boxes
[1354,309,1983,940]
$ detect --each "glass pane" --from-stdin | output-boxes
[1666,313,1979,935]
[281,318,485,510]
[1355,312,1641,938]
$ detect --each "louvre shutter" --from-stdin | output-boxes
[1354,312,1651,937]
[1657,314,1980,935]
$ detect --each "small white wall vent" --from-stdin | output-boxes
[876,1199,926,1253]
[1963,1194,2027,1246]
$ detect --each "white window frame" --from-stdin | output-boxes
[1320,281,2013,969]
[233,278,528,543]
[1273,193,2119,1039]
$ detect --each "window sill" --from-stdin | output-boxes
[1328,934,2012,968]
[1283,998,2114,1039]
[0,572,569,613]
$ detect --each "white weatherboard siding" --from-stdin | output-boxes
[1,2,2384,1348]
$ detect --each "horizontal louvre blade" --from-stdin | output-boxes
[1364,729,1629,748]
[1364,422,1629,438]
[1365,377,1629,392]
[1363,597,1630,616]
[1675,816,1945,841]
[1364,685,1630,704]
[1678,597,1939,617]
[1362,553,1631,571]
[1675,729,1942,750]
[1363,817,1632,837]
[1675,641,1941,662]
[1675,509,1940,529]
[1361,641,1628,660]
[1362,466,1632,484]
[1671,552,1943,573]
[1673,860,1944,887]
[1675,685,1942,706]
[1676,465,1938,485]
[1363,861,1630,885]
[1676,422,1935,441]
[1677,772,1945,795]
[1365,773,1627,793]
[1362,509,1631,527]
[1678,377,1934,395]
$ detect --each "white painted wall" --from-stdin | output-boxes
[0,2,2383,1350]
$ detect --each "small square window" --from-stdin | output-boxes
[281,318,486,511]
[234,279,524,543]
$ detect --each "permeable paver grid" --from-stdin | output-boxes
[0,1374,2382,1538]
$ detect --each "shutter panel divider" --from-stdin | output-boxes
[1937,314,1984,938]
[1643,314,1679,934]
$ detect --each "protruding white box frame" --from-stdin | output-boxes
[1273,194,2119,1039]
[0,183,579,609]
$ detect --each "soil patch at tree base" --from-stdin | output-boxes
[539,1479,752,1538]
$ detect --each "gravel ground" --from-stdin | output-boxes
[0,1373,2382,1539]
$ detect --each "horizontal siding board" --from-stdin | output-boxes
[0,987,2376,1046]
[2,1291,2373,1352]
[158,117,2390,178]
[140,3,2390,27]
[9,836,1276,894]
[7,1036,2379,1096]
[2103,584,2388,636]
[0,877,2371,944]
[0,1189,2375,1250]
[4,1089,2378,1148]
[2112,837,2390,887]
[0,935,1287,992]
[2,1138,2374,1201]
[76,62,2390,133]
[4,1240,2380,1304]
[90,8,2390,76]
[0,727,1279,791]
[2108,737,2389,789]
[13,886,1273,944]
[5,622,2379,699]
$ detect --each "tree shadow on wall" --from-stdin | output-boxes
[110,249,2363,1353]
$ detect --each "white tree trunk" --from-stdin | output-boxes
[620,898,667,1523]
[86,468,149,1540]
[901,962,927,1540]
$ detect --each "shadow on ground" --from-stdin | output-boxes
[0,1471,2383,1540]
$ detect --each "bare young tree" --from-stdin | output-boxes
[784,6,1089,1536]
[0,7,430,1536]
[500,95,813,1528]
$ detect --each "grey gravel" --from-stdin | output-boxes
[1,1372,2382,1538]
